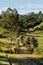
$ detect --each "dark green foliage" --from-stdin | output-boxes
[0,49,3,53]
[25,36,38,53]
[0,34,3,38]
[26,37,30,45]
[23,43,25,46]
[0,8,43,35]
[4,50,10,53]
[32,37,38,48]
[0,34,7,38]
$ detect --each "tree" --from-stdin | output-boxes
[25,36,38,54]
[39,11,42,14]
[32,37,38,48]
[0,8,19,53]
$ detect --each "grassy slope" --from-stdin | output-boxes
[34,22,43,51]
[0,22,43,53]
[0,22,43,65]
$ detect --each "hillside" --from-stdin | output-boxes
[0,8,43,55]
[0,8,43,65]
[34,22,43,31]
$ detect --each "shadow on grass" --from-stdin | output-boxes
[26,57,43,65]
[0,56,43,65]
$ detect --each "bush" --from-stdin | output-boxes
[33,48,41,55]
[0,49,3,53]
[0,34,7,38]
[4,49,13,53]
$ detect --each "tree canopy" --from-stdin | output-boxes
[0,8,43,36]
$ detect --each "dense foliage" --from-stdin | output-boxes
[0,8,43,36]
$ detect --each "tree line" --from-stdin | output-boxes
[0,8,43,36]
